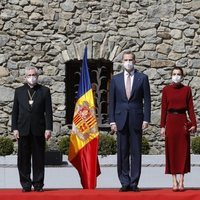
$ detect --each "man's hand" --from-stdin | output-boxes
[45,130,52,141]
[13,130,19,140]
[142,121,149,130]
[110,124,117,135]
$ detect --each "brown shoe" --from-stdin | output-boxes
[179,184,185,192]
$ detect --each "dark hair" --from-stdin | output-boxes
[171,67,184,76]
[122,51,135,60]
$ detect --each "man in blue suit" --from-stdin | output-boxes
[109,51,151,192]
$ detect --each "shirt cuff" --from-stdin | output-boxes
[110,122,116,126]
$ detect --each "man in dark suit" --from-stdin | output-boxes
[109,51,151,192]
[12,66,53,192]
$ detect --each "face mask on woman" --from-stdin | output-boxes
[123,61,134,72]
[172,75,183,83]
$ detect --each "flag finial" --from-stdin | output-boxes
[84,41,88,46]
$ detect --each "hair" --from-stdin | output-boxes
[171,67,184,76]
[122,51,135,60]
[25,66,39,76]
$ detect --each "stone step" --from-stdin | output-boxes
[0,155,200,189]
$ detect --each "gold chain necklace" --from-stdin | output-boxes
[27,90,36,106]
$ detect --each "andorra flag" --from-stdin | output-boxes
[68,47,101,189]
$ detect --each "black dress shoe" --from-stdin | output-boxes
[129,186,140,192]
[22,188,31,192]
[34,187,44,192]
[119,186,129,192]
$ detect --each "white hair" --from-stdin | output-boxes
[25,66,39,76]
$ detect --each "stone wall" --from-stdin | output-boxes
[0,0,200,154]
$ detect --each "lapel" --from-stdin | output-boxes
[130,70,141,98]
[31,84,41,109]
[20,85,31,111]
[118,72,127,98]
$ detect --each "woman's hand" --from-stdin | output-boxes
[188,126,196,133]
[160,127,166,137]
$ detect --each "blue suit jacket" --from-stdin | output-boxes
[109,70,151,131]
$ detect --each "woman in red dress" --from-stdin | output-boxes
[160,67,196,191]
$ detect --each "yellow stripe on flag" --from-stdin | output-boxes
[68,89,99,161]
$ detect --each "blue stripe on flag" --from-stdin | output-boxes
[77,47,91,98]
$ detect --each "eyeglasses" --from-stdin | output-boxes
[26,74,37,77]
[123,59,133,62]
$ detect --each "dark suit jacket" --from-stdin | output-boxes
[12,84,53,136]
[109,70,151,131]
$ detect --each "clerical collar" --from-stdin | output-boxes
[25,83,38,90]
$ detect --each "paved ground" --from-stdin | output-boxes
[0,155,200,189]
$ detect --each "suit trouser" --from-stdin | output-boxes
[17,133,45,189]
[117,114,142,188]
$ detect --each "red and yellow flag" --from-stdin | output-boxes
[68,47,101,189]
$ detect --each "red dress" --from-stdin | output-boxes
[160,83,196,174]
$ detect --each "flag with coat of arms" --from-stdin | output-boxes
[68,47,101,189]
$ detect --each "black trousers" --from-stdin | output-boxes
[17,134,45,189]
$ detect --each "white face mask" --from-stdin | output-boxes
[123,61,134,72]
[26,76,38,86]
[172,75,182,83]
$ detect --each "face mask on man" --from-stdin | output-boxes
[123,61,134,72]
[26,76,38,86]
[172,75,182,83]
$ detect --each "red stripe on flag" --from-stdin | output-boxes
[73,114,82,124]
[70,137,101,189]
[86,116,96,127]
[87,121,96,128]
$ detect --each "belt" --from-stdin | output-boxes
[168,109,186,114]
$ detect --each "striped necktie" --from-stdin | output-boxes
[126,73,131,99]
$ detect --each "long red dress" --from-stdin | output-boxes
[160,83,196,174]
